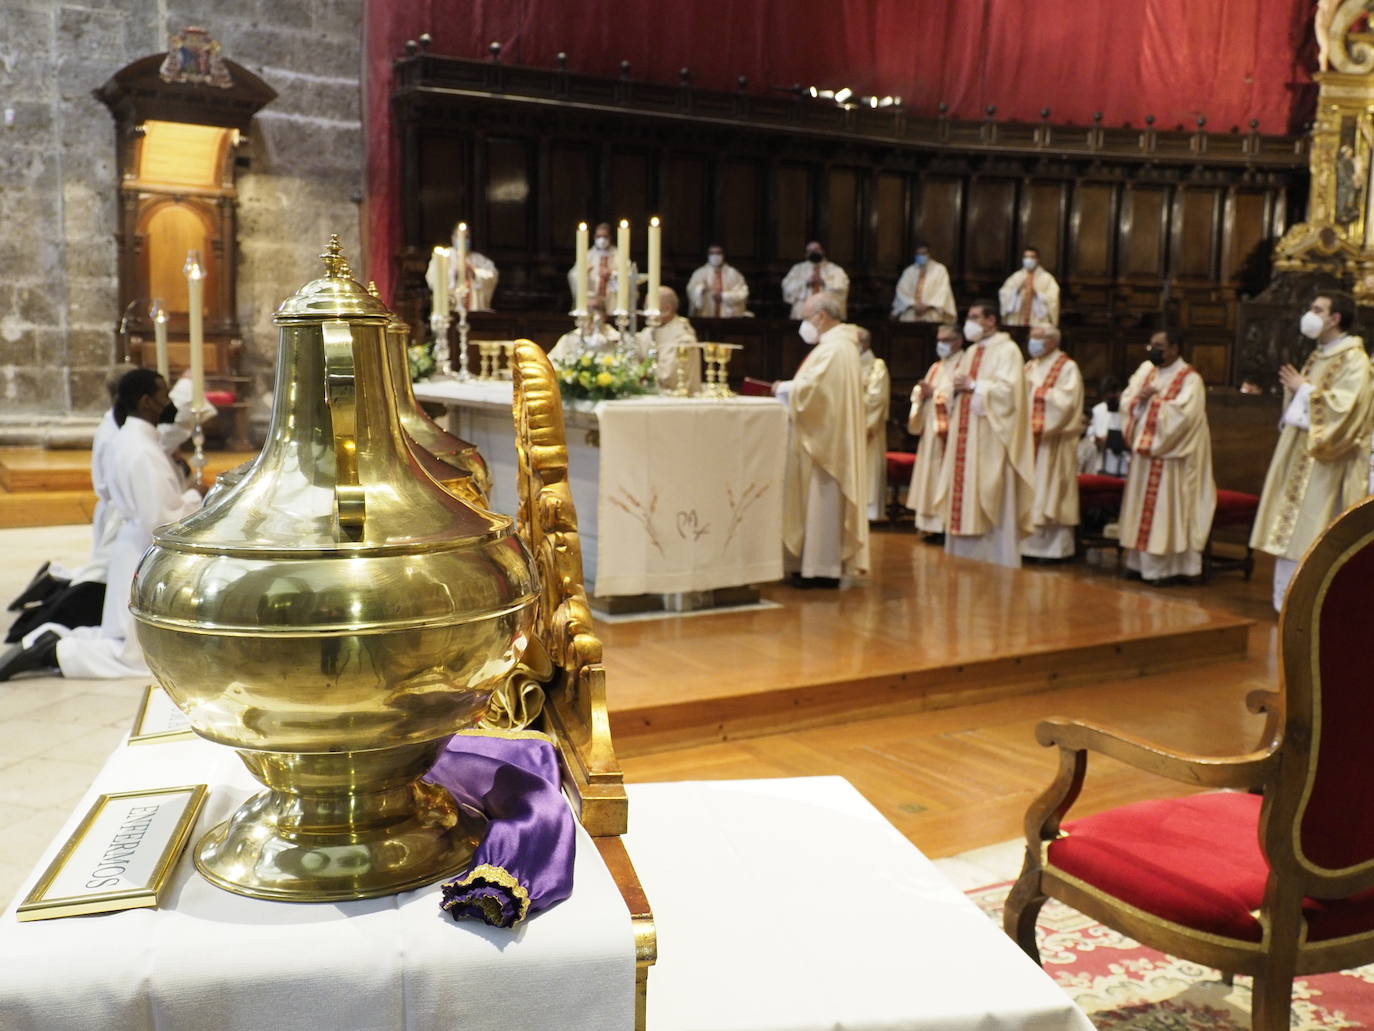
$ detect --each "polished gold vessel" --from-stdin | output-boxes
[131,238,538,902]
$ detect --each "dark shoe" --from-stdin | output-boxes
[791,574,840,590]
[789,573,814,590]
[0,630,61,681]
[7,562,68,612]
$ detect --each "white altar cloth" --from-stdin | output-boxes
[413,379,786,596]
[625,777,1095,1031]
[0,735,636,1031]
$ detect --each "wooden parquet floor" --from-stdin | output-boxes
[620,532,1280,859]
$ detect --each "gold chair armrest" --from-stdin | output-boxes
[1035,717,1278,789]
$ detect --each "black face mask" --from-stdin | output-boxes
[807,252,823,264]
[1146,347,1165,367]
[158,401,178,424]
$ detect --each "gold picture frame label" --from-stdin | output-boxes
[128,683,195,744]
[16,785,208,922]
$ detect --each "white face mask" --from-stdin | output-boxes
[799,319,821,345]
[936,340,954,359]
[1022,256,1037,271]
[594,237,610,251]
[962,319,983,343]
[707,254,723,267]
[1028,337,1046,358]
[1300,310,1327,340]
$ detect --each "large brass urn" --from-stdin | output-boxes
[131,238,539,902]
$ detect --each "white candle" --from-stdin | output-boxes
[574,222,588,312]
[432,246,450,319]
[454,222,468,310]
[616,219,631,313]
[647,216,661,314]
[183,252,205,409]
[151,300,169,380]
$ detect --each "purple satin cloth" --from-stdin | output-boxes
[425,734,576,928]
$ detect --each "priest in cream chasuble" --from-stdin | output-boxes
[778,295,869,582]
[1251,293,1374,610]
[906,324,964,533]
[934,303,1035,568]
[1116,331,1216,581]
[1022,327,1084,559]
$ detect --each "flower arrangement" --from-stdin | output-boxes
[554,350,654,401]
[408,341,436,381]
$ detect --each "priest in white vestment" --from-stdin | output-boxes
[1116,331,1216,582]
[426,224,499,312]
[548,298,624,364]
[934,302,1035,568]
[1022,327,1084,559]
[686,245,751,318]
[774,294,869,587]
[906,324,964,533]
[1250,292,1374,610]
[857,327,891,520]
[566,222,638,309]
[637,286,702,394]
[782,241,849,320]
[998,247,1060,327]
[0,370,205,681]
[891,243,957,323]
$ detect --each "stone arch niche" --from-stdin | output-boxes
[95,29,275,448]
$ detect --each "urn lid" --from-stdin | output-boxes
[367,280,410,334]
[275,235,391,323]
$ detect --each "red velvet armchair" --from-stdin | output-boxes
[1004,495,1374,1030]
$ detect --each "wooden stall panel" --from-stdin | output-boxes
[417,134,468,247]
[549,142,597,256]
[875,173,907,272]
[964,179,1016,284]
[776,164,813,261]
[484,136,532,253]
[1120,185,1168,278]
[1070,182,1115,278]
[1225,190,1270,285]
[828,167,860,265]
[664,153,708,261]
[1175,187,1222,280]
[610,151,652,234]
[913,177,963,273]
[722,159,763,261]
[1020,181,1067,275]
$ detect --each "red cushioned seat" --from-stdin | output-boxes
[1213,488,1260,528]
[1076,473,1125,511]
[885,450,916,487]
[205,390,238,407]
[1051,792,1374,943]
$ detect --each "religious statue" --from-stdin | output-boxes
[1337,143,1365,224]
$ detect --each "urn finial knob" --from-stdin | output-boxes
[321,234,349,278]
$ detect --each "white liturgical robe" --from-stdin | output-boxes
[891,260,956,323]
[998,267,1060,327]
[934,332,1035,568]
[782,260,849,320]
[860,350,891,520]
[778,323,869,579]
[637,316,702,394]
[1116,359,1216,581]
[547,323,624,365]
[426,249,498,312]
[567,247,638,308]
[1021,350,1084,558]
[1250,334,1374,609]
[52,418,202,678]
[686,262,750,318]
[905,351,962,532]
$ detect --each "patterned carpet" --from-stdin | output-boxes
[967,882,1374,1029]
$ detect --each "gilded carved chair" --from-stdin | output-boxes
[480,340,655,1028]
[1004,495,1374,1031]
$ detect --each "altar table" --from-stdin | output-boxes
[413,379,787,597]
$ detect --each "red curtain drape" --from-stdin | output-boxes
[364,0,1314,300]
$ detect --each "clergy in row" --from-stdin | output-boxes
[637,286,703,394]
[891,242,957,323]
[782,241,849,320]
[774,294,869,587]
[998,247,1060,327]
[1116,330,1216,582]
[1251,291,1374,612]
[905,323,965,533]
[1022,327,1085,560]
[934,303,1035,568]
[548,297,621,363]
[857,327,891,521]
[686,244,752,318]
[566,222,639,307]
[425,222,499,312]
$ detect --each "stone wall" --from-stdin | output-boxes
[0,0,363,442]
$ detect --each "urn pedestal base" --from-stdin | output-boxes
[194,741,486,903]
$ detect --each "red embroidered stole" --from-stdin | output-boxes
[713,267,724,316]
[929,363,950,440]
[948,345,987,532]
[1018,271,1035,322]
[595,255,611,299]
[1132,365,1193,551]
[1031,352,1070,450]
[915,266,927,306]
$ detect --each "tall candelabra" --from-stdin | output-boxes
[454,300,473,381]
[429,311,452,377]
[189,402,214,488]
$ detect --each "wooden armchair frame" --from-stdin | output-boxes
[1005,496,1374,1030]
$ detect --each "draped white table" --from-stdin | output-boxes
[414,380,786,598]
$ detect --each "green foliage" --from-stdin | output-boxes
[554,349,655,401]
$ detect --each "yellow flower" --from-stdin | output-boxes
[596,371,615,387]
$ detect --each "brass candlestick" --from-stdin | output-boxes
[455,301,473,381]
[429,311,452,377]
[188,402,214,487]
